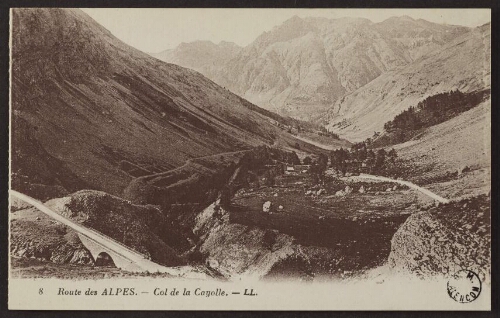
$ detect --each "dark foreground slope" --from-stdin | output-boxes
[11,8,297,198]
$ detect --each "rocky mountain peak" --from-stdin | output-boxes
[154,14,474,122]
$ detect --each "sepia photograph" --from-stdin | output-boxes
[8,7,491,310]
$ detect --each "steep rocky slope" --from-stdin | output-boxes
[382,97,490,281]
[193,200,300,280]
[155,16,469,120]
[324,23,490,141]
[388,194,490,283]
[11,8,296,199]
[10,205,94,265]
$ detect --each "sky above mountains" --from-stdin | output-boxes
[81,8,490,53]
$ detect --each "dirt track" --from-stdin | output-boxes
[349,174,450,203]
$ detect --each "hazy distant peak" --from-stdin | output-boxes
[253,15,316,48]
[303,16,373,29]
[218,41,241,48]
[303,16,331,23]
[400,15,415,21]
[333,16,373,24]
[156,40,241,57]
[179,40,216,47]
[384,15,416,23]
[478,22,491,31]
[284,15,303,23]
[276,14,310,31]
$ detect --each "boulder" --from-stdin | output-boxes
[207,258,219,268]
[262,201,272,212]
[386,188,392,192]
[458,165,471,175]
[335,190,345,197]
[344,186,353,194]
[358,186,365,194]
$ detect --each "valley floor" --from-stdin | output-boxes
[10,101,491,281]
[207,170,434,280]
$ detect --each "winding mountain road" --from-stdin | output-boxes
[290,133,450,203]
[352,174,450,203]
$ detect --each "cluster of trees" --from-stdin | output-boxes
[284,151,301,165]
[308,153,329,183]
[286,126,302,134]
[285,126,340,140]
[318,126,340,139]
[302,144,398,183]
[363,89,490,148]
[383,89,489,138]
[330,144,398,175]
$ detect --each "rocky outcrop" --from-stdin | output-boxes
[388,194,490,282]
[44,190,191,266]
[10,208,94,265]
[193,199,300,280]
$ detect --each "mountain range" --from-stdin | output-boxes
[153,15,473,122]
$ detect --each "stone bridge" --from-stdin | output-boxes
[10,190,171,273]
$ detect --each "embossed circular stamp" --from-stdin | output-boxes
[447,270,482,303]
